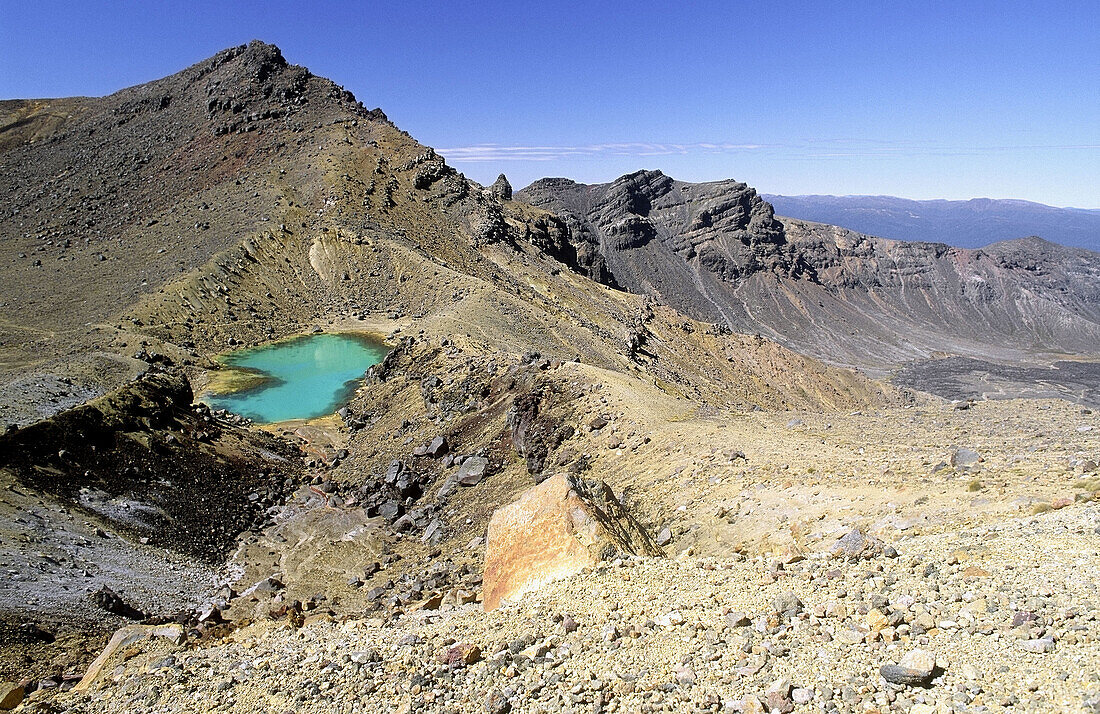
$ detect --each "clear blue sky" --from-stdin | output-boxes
[2,1,1097,207]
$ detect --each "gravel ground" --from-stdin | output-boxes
[43,503,1100,714]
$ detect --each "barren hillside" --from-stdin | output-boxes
[1,43,1097,714]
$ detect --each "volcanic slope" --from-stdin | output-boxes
[517,171,1100,370]
[0,41,903,681]
[2,42,1099,714]
[0,43,888,425]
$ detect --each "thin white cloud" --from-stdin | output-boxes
[437,139,1100,163]
[437,141,766,162]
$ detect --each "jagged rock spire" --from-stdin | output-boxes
[490,173,512,201]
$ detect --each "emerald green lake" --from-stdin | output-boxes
[205,333,388,423]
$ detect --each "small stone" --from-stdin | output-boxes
[446,588,477,606]
[1019,637,1055,654]
[866,608,889,632]
[417,593,443,610]
[772,591,803,617]
[417,435,447,458]
[656,526,673,546]
[350,650,381,664]
[1011,610,1037,627]
[765,678,793,713]
[791,687,814,705]
[455,456,489,486]
[880,648,936,685]
[740,694,766,714]
[437,642,482,666]
[831,528,884,561]
[674,664,696,685]
[951,448,981,468]
[837,628,865,645]
[588,415,608,430]
[656,610,684,626]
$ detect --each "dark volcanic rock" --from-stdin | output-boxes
[894,357,1100,409]
[92,586,146,620]
[508,386,574,477]
[0,370,300,560]
[518,170,799,300]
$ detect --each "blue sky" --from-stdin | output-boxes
[2,1,1097,207]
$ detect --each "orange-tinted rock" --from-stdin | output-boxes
[0,683,24,711]
[866,608,890,632]
[482,473,662,611]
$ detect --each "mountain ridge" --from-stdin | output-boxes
[518,171,1100,368]
[763,193,1100,251]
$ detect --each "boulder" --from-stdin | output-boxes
[455,456,489,486]
[0,683,24,711]
[482,473,662,611]
[74,623,184,692]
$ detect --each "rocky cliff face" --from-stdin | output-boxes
[518,173,1100,367]
[518,170,806,289]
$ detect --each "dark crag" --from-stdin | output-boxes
[0,369,302,559]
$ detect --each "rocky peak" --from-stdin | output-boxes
[598,169,675,217]
[490,173,512,201]
[516,170,798,290]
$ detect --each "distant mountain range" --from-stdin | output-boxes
[762,194,1100,252]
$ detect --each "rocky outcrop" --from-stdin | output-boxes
[489,173,512,201]
[482,474,662,611]
[518,170,803,291]
[518,173,1100,368]
[0,369,300,559]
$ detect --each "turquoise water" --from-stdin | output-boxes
[205,333,388,423]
